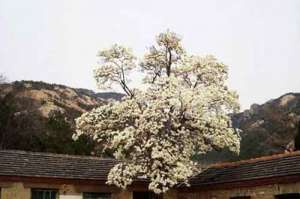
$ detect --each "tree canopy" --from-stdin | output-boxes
[74,30,241,193]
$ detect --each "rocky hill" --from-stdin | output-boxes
[0,80,123,155]
[234,93,300,159]
[196,93,300,163]
[0,80,299,161]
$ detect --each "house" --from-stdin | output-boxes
[0,150,300,199]
[0,150,153,199]
[178,151,300,199]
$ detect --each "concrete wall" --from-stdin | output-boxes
[2,180,300,199]
[0,182,132,199]
[1,182,30,199]
[178,182,300,199]
[60,196,83,199]
[112,191,132,199]
[164,189,178,199]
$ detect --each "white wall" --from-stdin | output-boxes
[59,195,83,199]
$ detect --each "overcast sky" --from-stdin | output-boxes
[0,0,299,110]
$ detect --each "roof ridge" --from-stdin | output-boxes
[0,150,116,161]
[210,150,300,169]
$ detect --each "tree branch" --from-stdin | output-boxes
[166,47,172,77]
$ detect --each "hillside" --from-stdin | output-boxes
[195,93,300,163]
[0,80,123,155]
[0,80,299,161]
[234,93,300,159]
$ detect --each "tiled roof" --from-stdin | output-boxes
[188,151,300,187]
[1,150,300,187]
[0,150,118,181]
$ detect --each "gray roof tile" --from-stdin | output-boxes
[189,151,300,186]
[0,150,117,180]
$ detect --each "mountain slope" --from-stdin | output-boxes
[0,80,123,155]
[234,93,300,159]
[195,93,300,164]
[0,80,299,161]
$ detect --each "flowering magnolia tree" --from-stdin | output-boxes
[74,30,240,194]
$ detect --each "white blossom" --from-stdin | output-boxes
[75,30,241,194]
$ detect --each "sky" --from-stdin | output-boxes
[0,0,300,110]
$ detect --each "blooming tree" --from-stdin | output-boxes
[75,30,240,194]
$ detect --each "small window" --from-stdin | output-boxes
[31,189,57,199]
[275,193,300,199]
[83,192,111,199]
[230,197,251,199]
